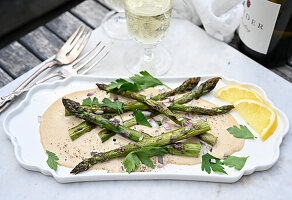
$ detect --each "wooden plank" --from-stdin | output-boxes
[96,0,106,5]
[70,0,109,28]
[19,26,64,61]
[0,41,41,78]
[0,0,71,37]
[0,67,13,88]
[95,0,114,10]
[46,12,91,41]
[271,65,292,83]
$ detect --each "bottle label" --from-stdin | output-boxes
[239,0,281,54]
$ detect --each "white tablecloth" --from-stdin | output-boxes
[0,19,291,200]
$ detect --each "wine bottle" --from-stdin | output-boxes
[238,0,292,67]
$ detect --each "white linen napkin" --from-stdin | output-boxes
[174,0,244,43]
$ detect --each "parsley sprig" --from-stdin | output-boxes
[123,147,167,173]
[82,97,99,107]
[82,97,124,114]
[107,71,167,93]
[201,153,248,175]
[227,125,256,139]
[201,153,227,174]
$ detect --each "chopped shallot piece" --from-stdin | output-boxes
[139,136,144,141]
[168,97,174,102]
[163,123,171,131]
[146,93,153,99]
[184,116,192,121]
[158,156,163,164]
[142,111,152,117]
[183,122,192,127]
[113,118,120,124]
[149,119,159,129]
[157,163,164,168]
[163,102,171,107]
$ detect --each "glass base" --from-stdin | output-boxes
[102,11,130,40]
[124,44,172,75]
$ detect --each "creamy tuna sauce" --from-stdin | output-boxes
[40,88,244,173]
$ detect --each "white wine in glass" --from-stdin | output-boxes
[124,0,174,75]
[102,0,130,40]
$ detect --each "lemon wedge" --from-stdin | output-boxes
[234,99,277,141]
[214,85,263,103]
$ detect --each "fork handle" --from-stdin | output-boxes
[14,59,58,92]
[0,92,22,108]
[0,60,58,113]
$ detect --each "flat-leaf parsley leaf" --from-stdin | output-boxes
[106,78,139,93]
[123,147,167,173]
[100,98,124,114]
[81,97,100,107]
[130,71,164,90]
[227,125,256,139]
[133,110,152,127]
[201,153,227,174]
[223,156,249,170]
[46,150,59,171]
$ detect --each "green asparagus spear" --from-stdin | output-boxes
[80,102,233,116]
[198,132,217,146]
[71,121,210,174]
[98,112,160,142]
[151,77,200,101]
[63,98,150,142]
[168,104,234,115]
[68,121,96,141]
[173,77,221,104]
[163,143,201,157]
[98,113,217,146]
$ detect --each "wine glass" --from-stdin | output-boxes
[123,0,174,75]
[102,0,130,40]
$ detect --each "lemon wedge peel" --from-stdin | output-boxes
[214,85,264,104]
[233,99,278,141]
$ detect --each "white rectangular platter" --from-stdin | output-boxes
[3,75,289,183]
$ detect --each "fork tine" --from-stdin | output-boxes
[71,41,101,66]
[62,26,82,47]
[81,51,109,75]
[67,26,86,52]
[78,29,91,51]
[75,45,106,72]
[69,28,92,57]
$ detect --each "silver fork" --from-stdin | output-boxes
[14,26,91,92]
[0,42,108,113]
[0,26,92,113]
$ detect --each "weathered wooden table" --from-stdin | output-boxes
[0,0,109,87]
[0,0,291,88]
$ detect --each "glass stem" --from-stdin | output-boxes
[143,46,154,62]
[117,12,126,23]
